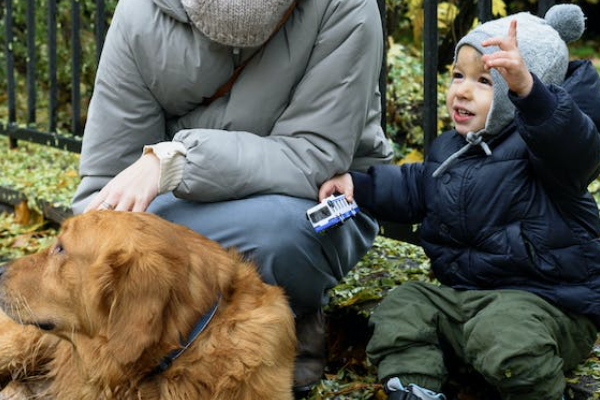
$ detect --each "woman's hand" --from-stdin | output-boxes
[85,153,160,213]
[318,173,354,202]
[481,19,533,97]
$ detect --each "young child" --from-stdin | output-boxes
[319,5,600,400]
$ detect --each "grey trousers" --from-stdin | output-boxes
[147,193,379,316]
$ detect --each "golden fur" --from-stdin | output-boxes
[0,211,295,399]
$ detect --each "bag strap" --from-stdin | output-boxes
[201,1,297,106]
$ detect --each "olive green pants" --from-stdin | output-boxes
[366,281,597,400]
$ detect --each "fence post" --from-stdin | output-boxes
[423,0,438,155]
[4,0,17,148]
[48,0,58,133]
[478,0,493,22]
[27,0,36,127]
[71,0,82,136]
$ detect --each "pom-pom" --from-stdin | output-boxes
[545,4,585,43]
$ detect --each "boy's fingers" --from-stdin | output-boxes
[344,188,354,203]
[482,50,508,60]
[318,184,332,201]
[482,52,510,71]
[508,19,518,46]
[481,37,500,48]
[319,180,341,201]
[481,37,512,53]
[481,36,514,50]
[482,20,518,51]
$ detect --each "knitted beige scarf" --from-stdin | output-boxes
[181,0,295,47]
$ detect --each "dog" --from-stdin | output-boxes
[0,211,296,400]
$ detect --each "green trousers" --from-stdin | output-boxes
[366,281,597,400]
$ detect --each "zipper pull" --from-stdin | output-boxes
[233,47,241,66]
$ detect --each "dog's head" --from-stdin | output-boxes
[0,211,237,365]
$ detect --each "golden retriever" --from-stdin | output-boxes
[0,211,295,400]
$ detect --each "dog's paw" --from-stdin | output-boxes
[0,312,56,378]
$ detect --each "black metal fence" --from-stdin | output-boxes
[1,0,107,153]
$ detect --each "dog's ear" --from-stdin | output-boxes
[95,248,176,365]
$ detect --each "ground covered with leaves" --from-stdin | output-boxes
[1,136,600,399]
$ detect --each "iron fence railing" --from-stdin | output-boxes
[1,0,108,153]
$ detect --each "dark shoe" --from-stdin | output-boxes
[293,309,327,399]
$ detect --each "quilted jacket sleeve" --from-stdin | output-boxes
[514,65,600,194]
[351,163,426,224]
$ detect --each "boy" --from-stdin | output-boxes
[319,5,600,400]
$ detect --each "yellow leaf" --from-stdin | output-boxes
[406,0,424,44]
[397,149,424,165]
[493,0,507,17]
[438,2,459,31]
[375,388,388,400]
[14,201,31,226]
[338,290,380,307]
[13,201,43,227]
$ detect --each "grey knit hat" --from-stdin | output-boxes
[182,0,295,48]
[433,4,586,177]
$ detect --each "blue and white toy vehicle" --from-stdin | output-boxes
[306,194,359,234]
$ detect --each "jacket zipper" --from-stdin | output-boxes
[459,162,476,240]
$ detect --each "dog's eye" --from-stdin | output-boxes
[51,243,65,255]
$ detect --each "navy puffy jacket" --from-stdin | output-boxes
[353,61,600,326]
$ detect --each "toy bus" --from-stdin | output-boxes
[306,194,359,234]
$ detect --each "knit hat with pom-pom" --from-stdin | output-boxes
[432,4,586,178]
[456,4,586,136]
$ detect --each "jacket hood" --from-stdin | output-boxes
[564,60,600,133]
[153,0,189,23]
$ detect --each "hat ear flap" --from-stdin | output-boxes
[102,249,173,365]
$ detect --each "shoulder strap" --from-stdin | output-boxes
[201,1,297,106]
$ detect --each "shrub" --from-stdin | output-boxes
[386,40,452,160]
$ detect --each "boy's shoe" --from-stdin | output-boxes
[385,377,446,400]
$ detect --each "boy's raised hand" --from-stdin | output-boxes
[480,19,533,97]
[319,173,354,202]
